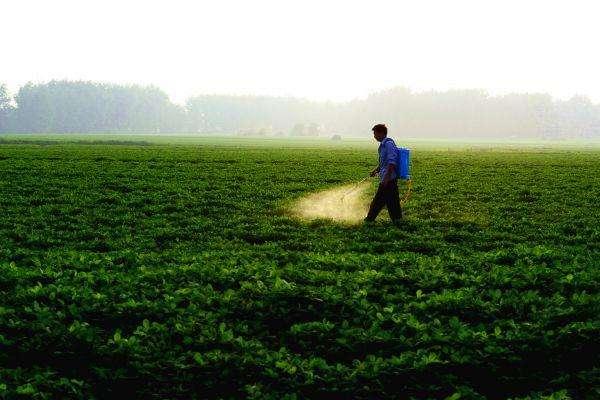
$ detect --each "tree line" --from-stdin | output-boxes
[1,80,600,139]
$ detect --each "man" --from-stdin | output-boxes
[365,124,403,224]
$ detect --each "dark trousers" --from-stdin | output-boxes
[365,180,402,222]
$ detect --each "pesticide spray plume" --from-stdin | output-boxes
[290,179,372,224]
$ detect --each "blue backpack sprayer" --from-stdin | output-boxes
[341,144,413,204]
[397,147,413,205]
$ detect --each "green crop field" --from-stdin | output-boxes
[0,137,599,399]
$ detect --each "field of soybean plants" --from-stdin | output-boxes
[0,138,599,399]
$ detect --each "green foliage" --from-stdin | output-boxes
[0,142,598,398]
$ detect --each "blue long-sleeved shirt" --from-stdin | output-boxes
[378,137,398,182]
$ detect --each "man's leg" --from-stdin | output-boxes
[385,179,403,222]
[365,184,386,222]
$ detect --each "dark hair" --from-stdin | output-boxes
[372,124,387,135]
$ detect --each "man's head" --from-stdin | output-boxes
[372,124,387,142]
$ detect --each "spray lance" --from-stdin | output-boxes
[340,175,372,202]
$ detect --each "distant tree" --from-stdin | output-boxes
[290,123,306,136]
[0,84,10,109]
[0,84,14,132]
[305,123,321,136]
[12,81,185,133]
[558,95,599,139]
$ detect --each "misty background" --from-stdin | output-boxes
[1,80,599,140]
[4,1,600,140]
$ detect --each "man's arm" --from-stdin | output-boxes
[369,166,380,177]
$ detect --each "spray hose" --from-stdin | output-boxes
[399,178,413,206]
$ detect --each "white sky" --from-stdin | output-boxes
[3,0,600,104]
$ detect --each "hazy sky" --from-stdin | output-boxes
[4,0,600,104]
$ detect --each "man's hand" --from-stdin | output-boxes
[369,167,380,177]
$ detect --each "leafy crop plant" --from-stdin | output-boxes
[0,140,598,399]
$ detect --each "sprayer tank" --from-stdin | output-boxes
[398,147,410,180]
